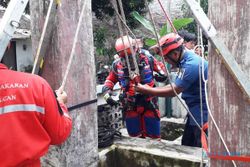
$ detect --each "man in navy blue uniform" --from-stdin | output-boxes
[135,33,208,147]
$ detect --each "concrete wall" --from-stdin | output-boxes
[30,0,98,166]
[149,0,185,23]
[16,39,33,72]
[99,137,205,167]
[208,0,250,166]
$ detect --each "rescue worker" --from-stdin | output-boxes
[102,35,167,139]
[135,33,208,147]
[0,62,72,166]
[178,29,197,50]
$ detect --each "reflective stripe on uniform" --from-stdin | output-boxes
[0,104,45,115]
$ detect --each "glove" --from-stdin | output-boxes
[104,93,118,106]
[154,73,168,82]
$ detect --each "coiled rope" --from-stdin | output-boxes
[98,125,122,148]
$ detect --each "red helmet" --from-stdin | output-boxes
[115,35,138,57]
[151,33,184,57]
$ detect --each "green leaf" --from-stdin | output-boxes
[159,24,168,37]
[144,38,157,47]
[131,11,156,36]
[173,18,194,30]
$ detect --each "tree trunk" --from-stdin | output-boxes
[30,0,98,166]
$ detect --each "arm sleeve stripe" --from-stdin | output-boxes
[0,104,45,115]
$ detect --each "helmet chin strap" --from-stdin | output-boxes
[166,49,185,68]
[166,54,179,67]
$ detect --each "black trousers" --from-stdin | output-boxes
[181,121,208,147]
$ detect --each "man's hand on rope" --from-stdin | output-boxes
[55,86,68,104]
[134,83,151,95]
[132,74,141,85]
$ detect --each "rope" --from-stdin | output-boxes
[111,0,143,80]
[196,1,204,166]
[157,0,177,33]
[110,0,132,79]
[110,0,131,78]
[61,0,87,90]
[117,0,140,79]
[98,125,122,148]
[194,45,205,56]
[68,99,97,112]
[110,2,138,46]
[116,0,132,67]
[32,0,54,74]
[198,57,203,167]
[111,0,144,78]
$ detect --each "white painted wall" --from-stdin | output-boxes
[149,0,186,21]
[16,39,33,72]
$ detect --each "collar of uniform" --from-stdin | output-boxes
[0,63,8,70]
[179,50,188,68]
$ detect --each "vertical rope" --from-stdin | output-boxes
[111,4,138,45]
[195,1,204,166]
[198,50,204,167]
[117,0,140,79]
[32,0,54,74]
[110,0,132,78]
[157,0,177,33]
[61,0,87,89]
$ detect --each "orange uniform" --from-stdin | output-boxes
[0,63,72,167]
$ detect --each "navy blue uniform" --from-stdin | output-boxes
[175,51,208,147]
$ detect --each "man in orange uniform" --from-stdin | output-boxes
[0,62,72,166]
[103,35,167,139]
